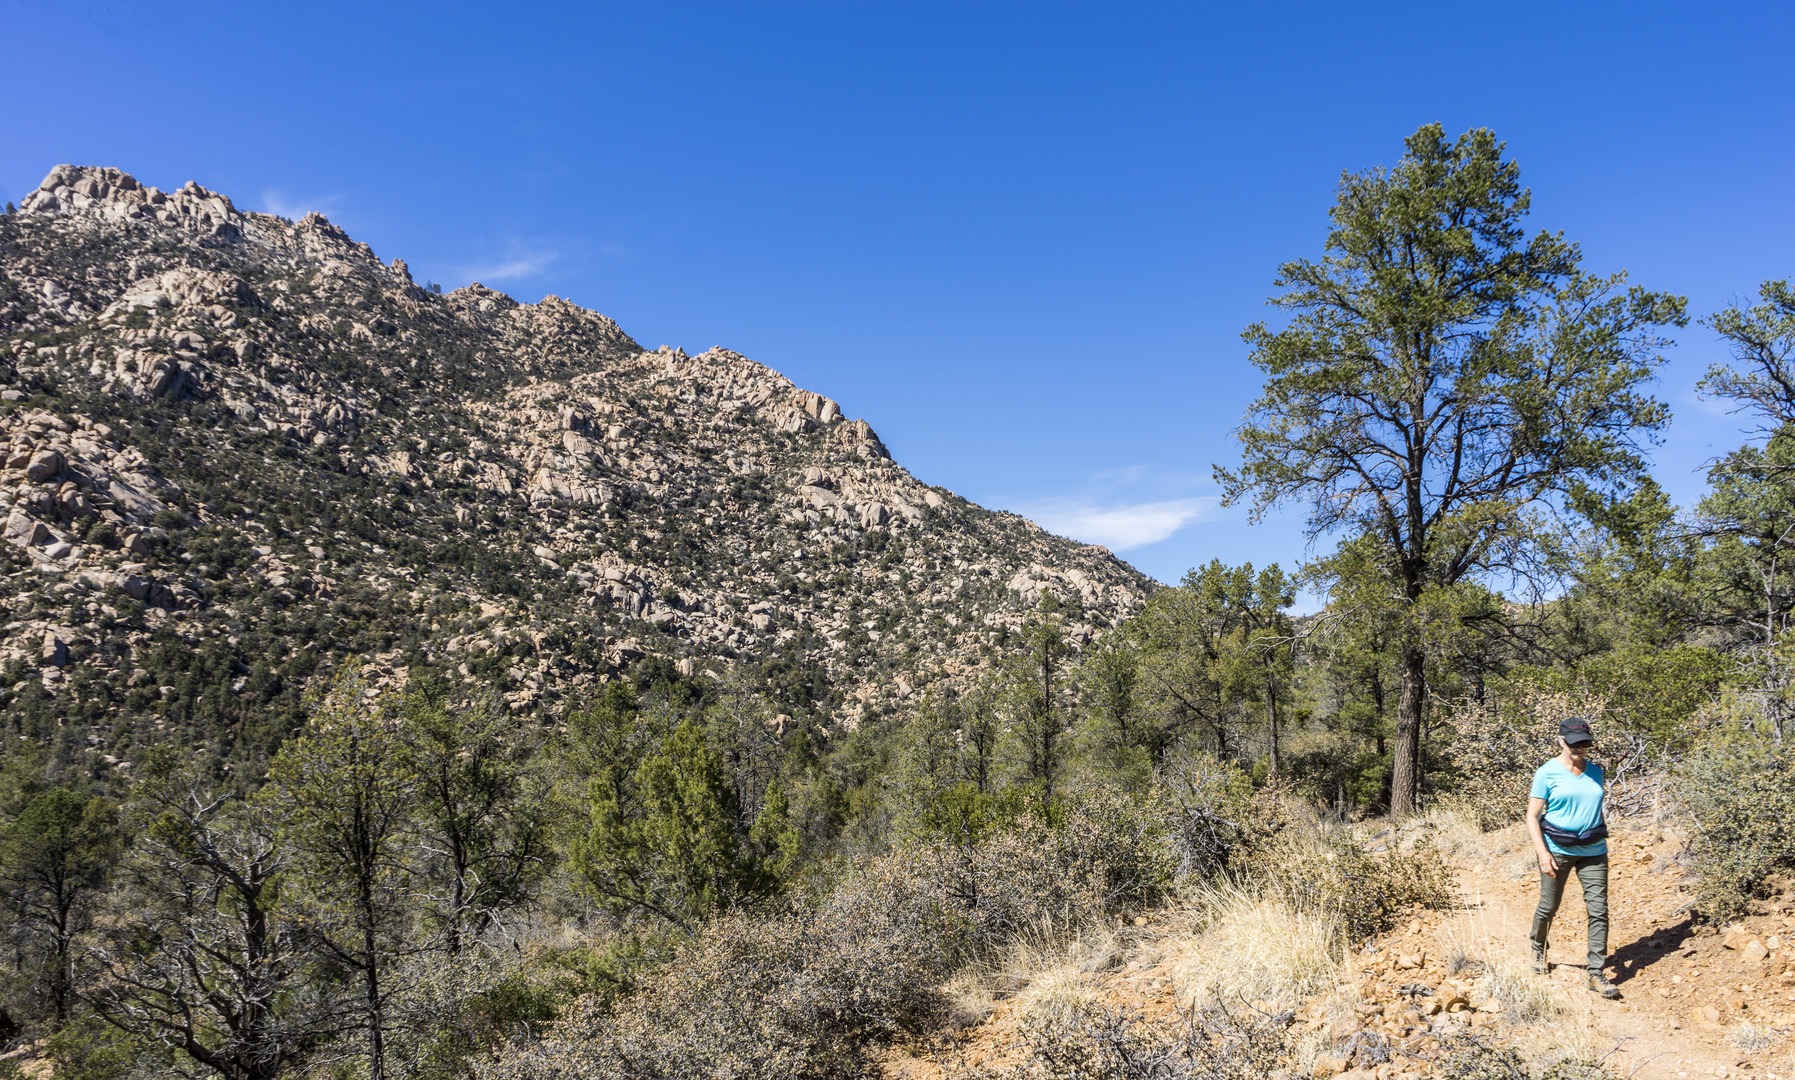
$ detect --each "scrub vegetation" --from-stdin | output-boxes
[1,126,1792,1078]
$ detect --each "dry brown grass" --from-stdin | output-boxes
[1166,882,1343,1011]
[1010,962,1098,1028]
[1414,804,1493,861]
[1730,1018,1778,1053]
[1474,954,1560,1026]
[943,968,999,1028]
[969,919,1127,1029]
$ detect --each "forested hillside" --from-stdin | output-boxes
[0,162,1149,771]
[1,127,1792,1080]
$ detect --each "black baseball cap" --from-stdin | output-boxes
[1559,717,1594,745]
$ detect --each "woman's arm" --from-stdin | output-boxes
[1527,796,1557,877]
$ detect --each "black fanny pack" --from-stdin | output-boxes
[1540,819,1608,846]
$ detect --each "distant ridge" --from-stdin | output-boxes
[0,165,1152,758]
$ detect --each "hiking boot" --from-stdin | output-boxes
[1587,973,1620,999]
[1530,942,1549,974]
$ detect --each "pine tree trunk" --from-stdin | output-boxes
[365,952,386,1080]
[1390,646,1425,816]
[1267,690,1281,782]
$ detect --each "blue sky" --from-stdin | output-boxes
[5,1,1792,594]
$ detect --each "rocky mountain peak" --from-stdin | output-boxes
[0,164,1154,754]
[22,164,243,238]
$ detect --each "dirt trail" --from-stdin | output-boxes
[1432,820,1791,1079]
[879,817,1795,1079]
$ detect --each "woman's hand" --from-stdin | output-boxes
[1526,796,1555,876]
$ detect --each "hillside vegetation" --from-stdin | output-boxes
[1,126,1793,1079]
[0,162,1148,768]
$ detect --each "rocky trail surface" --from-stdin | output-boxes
[878,818,1795,1079]
[1408,820,1785,1080]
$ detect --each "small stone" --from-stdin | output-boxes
[1746,940,1769,963]
[1312,1055,1348,1079]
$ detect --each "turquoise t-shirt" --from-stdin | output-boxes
[1530,759,1607,857]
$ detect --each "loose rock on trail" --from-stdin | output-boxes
[879,816,1795,1079]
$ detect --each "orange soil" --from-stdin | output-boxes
[878,819,1795,1079]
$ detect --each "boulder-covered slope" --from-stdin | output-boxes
[0,165,1150,761]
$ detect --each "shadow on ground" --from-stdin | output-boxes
[1609,915,1694,985]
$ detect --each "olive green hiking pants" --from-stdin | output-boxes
[1529,852,1608,974]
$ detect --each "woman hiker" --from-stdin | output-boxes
[1526,716,1620,999]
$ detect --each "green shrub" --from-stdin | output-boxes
[409,971,578,1080]
[481,795,1178,1078]
[1503,648,1726,757]
[1281,731,1393,817]
[1436,688,1602,832]
[1677,735,1795,921]
[807,856,962,1034]
[908,790,1176,960]
[479,898,947,1080]
[1155,751,1257,880]
[1004,1002,1288,1080]
[915,781,1033,846]
[1432,1036,1604,1080]
[41,1014,170,1080]
[1240,825,1455,944]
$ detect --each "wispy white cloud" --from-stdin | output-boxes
[459,251,558,283]
[1015,496,1219,551]
[258,189,343,221]
[1086,464,1218,493]
[425,238,624,291]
